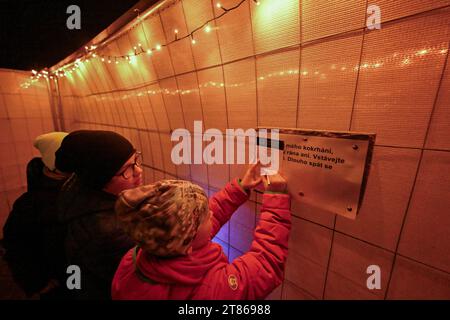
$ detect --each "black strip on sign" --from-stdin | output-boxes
[257,137,285,150]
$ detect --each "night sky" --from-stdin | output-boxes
[0,0,143,71]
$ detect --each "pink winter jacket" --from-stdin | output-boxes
[111,179,291,300]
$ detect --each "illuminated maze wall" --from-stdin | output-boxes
[3,0,450,299]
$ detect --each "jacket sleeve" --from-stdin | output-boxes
[217,192,291,300]
[209,179,250,239]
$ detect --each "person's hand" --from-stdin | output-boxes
[241,162,263,190]
[262,173,287,193]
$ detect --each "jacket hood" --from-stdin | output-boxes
[27,157,67,192]
[136,241,226,286]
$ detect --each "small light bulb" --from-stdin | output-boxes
[147,49,152,54]
[101,58,105,62]
[85,46,89,50]
[32,70,37,75]
[205,25,211,33]
[156,44,162,50]
[416,49,428,56]
[191,39,196,44]
[138,43,142,47]
[108,60,112,64]
[93,53,97,57]
[216,3,221,8]
[174,29,178,34]
[115,61,119,64]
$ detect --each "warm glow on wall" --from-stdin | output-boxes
[22,0,263,88]
[256,0,291,21]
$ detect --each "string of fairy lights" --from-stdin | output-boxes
[20,0,448,89]
[81,43,447,101]
[22,0,261,88]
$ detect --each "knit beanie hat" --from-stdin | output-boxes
[55,130,135,189]
[115,180,209,257]
[33,132,68,171]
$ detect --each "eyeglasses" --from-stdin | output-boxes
[117,151,142,179]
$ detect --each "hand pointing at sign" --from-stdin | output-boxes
[241,161,287,194]
[240,162,263,191]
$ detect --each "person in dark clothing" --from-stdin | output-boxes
[55,130,142,300]
[2,132,70,298]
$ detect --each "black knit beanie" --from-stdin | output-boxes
[55,130,135,189]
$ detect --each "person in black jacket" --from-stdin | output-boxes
[3,132,70,298]
[55,130,143,300]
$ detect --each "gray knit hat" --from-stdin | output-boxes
[115,180,209,257]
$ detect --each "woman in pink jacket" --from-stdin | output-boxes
[112,163,291,300]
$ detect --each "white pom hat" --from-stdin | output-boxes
[33,132,68,171]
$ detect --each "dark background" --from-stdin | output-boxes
[0,0,144,70]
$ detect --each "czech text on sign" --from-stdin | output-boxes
[258,128,375,219]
